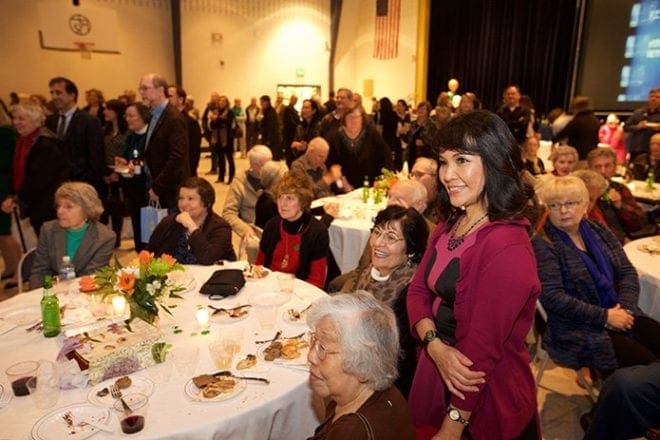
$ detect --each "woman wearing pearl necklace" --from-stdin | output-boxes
[407,111,541,440]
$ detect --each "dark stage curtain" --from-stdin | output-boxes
[427,0,580,115]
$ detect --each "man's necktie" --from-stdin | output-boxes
[57,114,66,139]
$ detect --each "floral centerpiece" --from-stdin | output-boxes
[373,168,399,194]
[91,251,186,325]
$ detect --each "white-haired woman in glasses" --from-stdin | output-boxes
[533,175,659,377]
[306,291,414,440]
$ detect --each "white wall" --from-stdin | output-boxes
[0,0,173,102]
[1,0,418,109]
[335,0,418,104]
[180,0,330,107]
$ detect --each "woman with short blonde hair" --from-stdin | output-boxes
[29,182,116,288]
[549,145,579,176]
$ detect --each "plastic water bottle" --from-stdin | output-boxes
[41,275,61,337]
[59,256,76,295]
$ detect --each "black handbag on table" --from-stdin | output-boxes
[199,269,246,300]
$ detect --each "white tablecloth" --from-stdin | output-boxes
[312,190,385,274]
[0,263,325,439]
[624,237,660,321]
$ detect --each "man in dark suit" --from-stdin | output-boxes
[45,77,106,194]
[258,95,282,160]
[139,73,189,209]
[168,85,202,177]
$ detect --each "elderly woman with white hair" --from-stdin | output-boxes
[306,291,415,439]
[532,175,660,375]
[30,182,116,288]
[1,103,69,235]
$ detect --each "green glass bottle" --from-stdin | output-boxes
[362,176,370,203]
[646,170,655,191]
[41,275,61,337]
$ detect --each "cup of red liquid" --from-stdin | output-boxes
[5,361,39,397]
[113,393,148,434]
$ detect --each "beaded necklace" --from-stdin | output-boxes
[447,213,489,251]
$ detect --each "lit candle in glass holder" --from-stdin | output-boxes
[196,308,210,329]
[112,295,127,316]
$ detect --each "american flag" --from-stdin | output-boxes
[373,0,401,59]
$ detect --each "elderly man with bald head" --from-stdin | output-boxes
[290,137,346,199]
[410,157,442,224]
[139,73,189,209]
[327,179,433,292]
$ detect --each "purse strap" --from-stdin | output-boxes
[148,199,162,209]
[355,412,375,440]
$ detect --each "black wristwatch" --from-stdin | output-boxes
[423,329,439,346]
[447,405,469,426]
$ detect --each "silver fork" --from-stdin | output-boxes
[109,384,132,415]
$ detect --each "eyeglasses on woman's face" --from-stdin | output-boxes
[309,332,340,361]
[370,226,404,245]
[546,200,582,211]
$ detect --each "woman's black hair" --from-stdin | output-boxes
[379,97,393,112]
[373,205,429,264]
[104,99,128,135]
[396,99,408,111]
[433,110,535,231]
[181,176,216,208]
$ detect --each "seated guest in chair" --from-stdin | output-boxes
[255,160,289,229]
[340,205,429,398]
[532,175,660,376]
[254,172,329,289]
[326,179,430,293]
[30,182,116,288]
[148,177,235,264]
[588,147,656,242]
[549,144,578,176]
[290,136,345,199]
[410,157,442,224]
[629,132,660,183]
[306,291,415,440]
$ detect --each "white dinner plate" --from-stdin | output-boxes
[1,305,41,327]
[87,376,154,408]
[31,403,111,440]
[256,338,310,367]
[184,376,246,402]
[167,271,196,293]
[0,383,13,410]
[245,268,271,282]
[60,307,93,326]
[210,310,250,324]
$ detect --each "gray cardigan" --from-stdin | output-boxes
[30,220,116,288]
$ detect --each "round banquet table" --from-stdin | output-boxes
[0,262,325,439]
[311,189,386,274]
[624,236,660,321]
